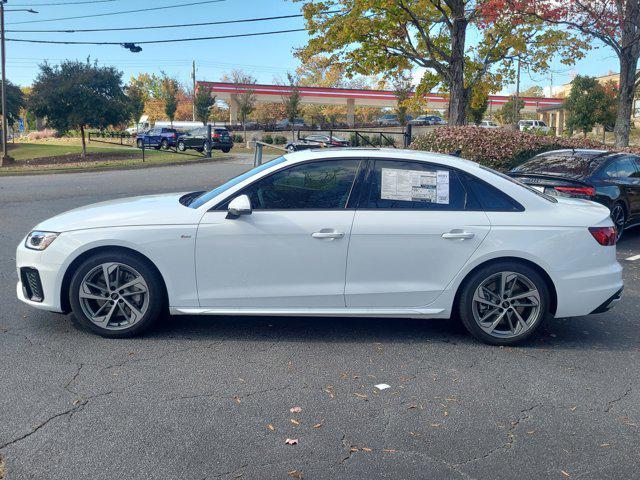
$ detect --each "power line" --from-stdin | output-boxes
[10,0,122,6]
[6,27,307,45]
[6,12,332,33]
[7,0,226,24]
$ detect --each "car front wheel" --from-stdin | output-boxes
[69,251,165,338]
[177,141,186,152]
[458,262,549,345]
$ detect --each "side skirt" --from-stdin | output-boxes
[169,306,448,319]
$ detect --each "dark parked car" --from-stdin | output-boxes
[276,118,306,129]
[410,115,446,126]
[285,134,350,152]
[177,127,233,154]
[509,149,640,239]
[136,127,179,149]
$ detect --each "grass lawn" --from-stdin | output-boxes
[0,138,223,175]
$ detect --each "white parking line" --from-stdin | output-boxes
[625,254,640,261]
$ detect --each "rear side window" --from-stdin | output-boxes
[461,173,524,212]
[364,160,472,210]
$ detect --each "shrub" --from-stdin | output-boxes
[273,135,287,145]
[410,126,607,171]
[232,134,243,143]
[263,134,273,144]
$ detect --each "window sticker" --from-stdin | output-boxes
[381,168,449,204]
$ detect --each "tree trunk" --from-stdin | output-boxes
[80,125,87,159]
[447,16,469,125]
[614,51,638,147]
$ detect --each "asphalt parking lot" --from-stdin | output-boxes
[1,160,639,480]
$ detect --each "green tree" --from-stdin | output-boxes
[392,72,413,125]
[194,87,216,125]
[125,82,145,131]
[565,75,606,136]
[281,73,302,137]
[466,87,489,125]
[295,0,585,126]
[495,96,524,125]
[28,60,128,158]
[160,74,179,125]
[521,85,544,98]
[223,70,257,140]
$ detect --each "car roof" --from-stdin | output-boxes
[282,147,479,169]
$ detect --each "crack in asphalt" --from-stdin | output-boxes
[454,403,542,467]
[604,386,632,413]
[0,390,113,451]
[209,462,249,479]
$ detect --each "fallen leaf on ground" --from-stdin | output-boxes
[290,406,302,414]
[430,423,441,428]
[234,397,241,405]
[72,399,81,406]
[409,432,421,437]
[285,438,298,445]
[561,470,570,478]
[312,423,323,429]
[570,405,577,411]
[350,447,359,453]
[353,393,368,399]
[383,449,397,453]
[288,470,303,479]
[600,443,611,448]
[361,447,373,452]
[290,419,300,426]
[267,424,275,431]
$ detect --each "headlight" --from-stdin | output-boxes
[25,231,59,251]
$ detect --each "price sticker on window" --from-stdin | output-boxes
[381,168,449,204]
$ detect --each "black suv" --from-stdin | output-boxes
[177,127,233,154]
[509,149,640,239]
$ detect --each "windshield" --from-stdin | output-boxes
[189,156,287,208]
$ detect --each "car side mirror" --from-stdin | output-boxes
[227,194,252,219]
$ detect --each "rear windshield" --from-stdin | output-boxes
[163,128,177,133]
[482,166,557,203]
[511,151,611,179]
[214,128,228,134]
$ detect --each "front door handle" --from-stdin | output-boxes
[312,229,344,240]
[442,230,475,240]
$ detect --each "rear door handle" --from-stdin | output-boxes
[442,230,475,240]
[312,229,344,240]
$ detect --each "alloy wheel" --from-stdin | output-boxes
[471,271,541,339]
[78,262,150,331]
[611,204,625,240]
[177,141,186,152]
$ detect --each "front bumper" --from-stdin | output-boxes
[16,241,65,313]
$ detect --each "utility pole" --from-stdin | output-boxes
[0,1,37,166]
[192,60,196,122]
[1,1,8,165]
[513,57,521,127]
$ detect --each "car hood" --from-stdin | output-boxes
[35,193,203,232]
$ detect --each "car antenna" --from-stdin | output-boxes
[449,149,462,157]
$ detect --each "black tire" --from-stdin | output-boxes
[160,139,169,150]
[68,251,165,338]
[610,202,626,241]
[457,261,549,346]
[202,142,211,154]
[222,147,231,153]
[136,139,143,149]
[177,141,186,152]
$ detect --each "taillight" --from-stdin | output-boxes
[589,226,617,246]
[554,186,595,197]
[213,133,221,139]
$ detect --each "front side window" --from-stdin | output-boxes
[243,159,361,210]
[615,157,638,178]
[365,160,470,210]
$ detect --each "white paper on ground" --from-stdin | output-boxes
[374,383,391,391]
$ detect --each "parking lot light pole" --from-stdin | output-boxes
[0,1,37,166]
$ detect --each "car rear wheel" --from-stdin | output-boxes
[222,147,231,153]
[458,262,549,345]
[287,144,296,152]
[161,139,169,150]
[611,203,626,241]
[177,141,186,152]
[69,251,165,338]
[202,142,211,154]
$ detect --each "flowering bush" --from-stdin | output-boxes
[410,126,608,170]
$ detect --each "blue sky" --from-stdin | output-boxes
[4,0,621,95]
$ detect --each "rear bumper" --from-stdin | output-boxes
[590,287,623,314]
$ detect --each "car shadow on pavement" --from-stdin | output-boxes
[131,311,638,352]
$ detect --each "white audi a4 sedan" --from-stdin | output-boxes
[16,148,623,345]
